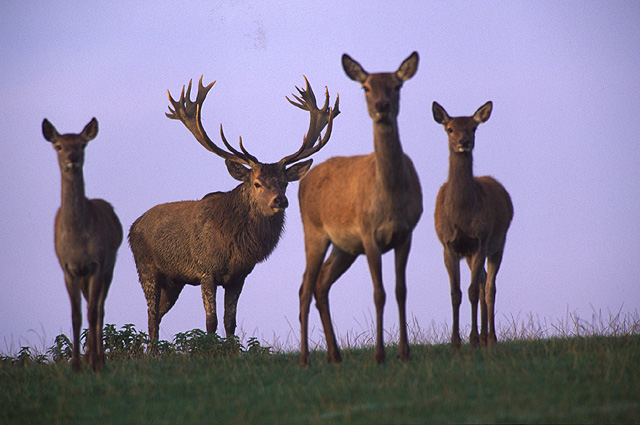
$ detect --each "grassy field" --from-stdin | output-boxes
[1,316,639,424]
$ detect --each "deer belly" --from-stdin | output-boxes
[327,227,365,256]
[448,231,479,257]
[374,222,411,252]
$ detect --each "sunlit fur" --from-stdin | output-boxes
[298,52,423,366]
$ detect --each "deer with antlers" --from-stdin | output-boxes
[128,77,339,341]
[42,118,123,372]
[432,101,513,348]
[298,52,423,365]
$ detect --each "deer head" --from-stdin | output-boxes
[342,52,418,123]
[42,118,98,174]
[166,76,339,216]
[432,101,493,153]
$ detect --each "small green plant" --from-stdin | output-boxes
[103,323,149,360]
[0,324,272,366]
[173,329,242,357]
[46,333,73,363]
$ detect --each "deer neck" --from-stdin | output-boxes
[446,152,478,209]
[373,120,405,191]
[236,184,285,246]
[59,169,88,232]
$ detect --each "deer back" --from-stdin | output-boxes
[129,182,285,285]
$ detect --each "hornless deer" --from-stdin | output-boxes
[298,52,423,365]
[128,77,339,341]
[42,118,123,372]
[432,101,513,348]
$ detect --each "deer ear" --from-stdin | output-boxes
[81,118,99,141]
[342,54,368,83]
[432,102,450,125]
[396,51,419,81]
[285,159,313,182]
[473,101,492,124]
[225,160,251,182]
[42,119,60,143]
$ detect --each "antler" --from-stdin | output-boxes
[166,76,258,165]
[280,76,340,165]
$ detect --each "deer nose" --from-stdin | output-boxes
[271,195,288,210]
[457,140,473,152]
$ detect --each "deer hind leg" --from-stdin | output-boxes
[485,250,504,345]
[141,272,162,340]
[444,249,462,348]
[364,239,386,364]
[315,246,357,364]
[201,278,218,335]
[467,252,486,348]
[223,279,246,338]
[299,233,330,366]
[65,274,83,372]
[394,237,412,362]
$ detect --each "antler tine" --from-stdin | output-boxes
[166,76,252,165]
[281,77,340,165]
[219,125,259,164]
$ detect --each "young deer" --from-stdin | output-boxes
[129,77,338,341]
[42,118,123,372]
[432,101,513,348]
[298,52,423,365]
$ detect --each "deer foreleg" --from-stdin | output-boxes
[364,240,386,364]
[87,273,104,371]
[444,249,462,348]
[201,279,218,335]
[478,266,488,346]
[66,275,83,372]
[394,237,412,362]
[95,270,114,370]
[468,252,486,348]
[223,279,245,338]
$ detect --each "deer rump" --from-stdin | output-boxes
[129,186,284,290]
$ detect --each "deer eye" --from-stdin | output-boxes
[447,128,453,134]
[55,145,63,151]
[362,86,370,93]
[254,181,262,189]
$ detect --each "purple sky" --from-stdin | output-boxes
[2,1,639,353]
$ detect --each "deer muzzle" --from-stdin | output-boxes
[270,195,289,212]
[63,153,82,171]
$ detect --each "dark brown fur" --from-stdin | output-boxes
[129,77,337,341]
[432,101,513,348]
[298,52,423,365]
[129,163,294,340]
[42,118,123,372]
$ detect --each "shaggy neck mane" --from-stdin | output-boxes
[225,183,285,264]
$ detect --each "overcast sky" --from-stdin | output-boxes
[1,1,639,353]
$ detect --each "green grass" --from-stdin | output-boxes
[1,315,639,424]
